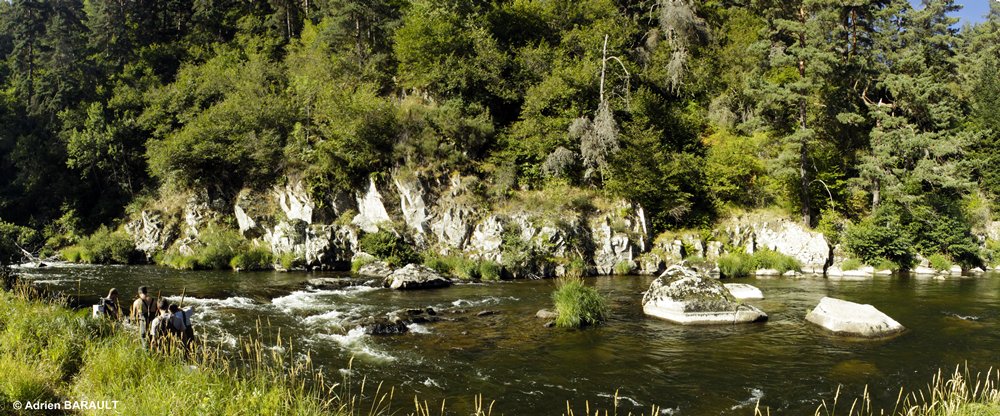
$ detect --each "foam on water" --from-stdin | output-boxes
[407,323,432,334]
[597,392,643,408]
[163,295,258,310]
[313,328,396,362]
[450,296,519,308]
[302,309,345,327]
[729,388,765,410]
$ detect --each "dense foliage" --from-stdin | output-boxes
[1,0,998,267]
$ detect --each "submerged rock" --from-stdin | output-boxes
[359,317,409,336]
[723,283,764,300]
[805,297,904,337]
[641,265,767,325]
[535,309,558,319]
[384,264,452,290]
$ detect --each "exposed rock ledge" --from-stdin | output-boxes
[642,265,767,325]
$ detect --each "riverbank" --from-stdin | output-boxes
[0,282,367,415]
[5,267,1000,415]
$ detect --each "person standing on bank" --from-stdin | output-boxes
[130,286,157,346]
[100,288,121,320]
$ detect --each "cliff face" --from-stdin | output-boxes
[125,172,649,277]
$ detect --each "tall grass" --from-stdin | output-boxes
[423,254,502,281]
[753,366,1000,416]
[0,278,390,416]
[552,277,608,328]
[717,249,801,278]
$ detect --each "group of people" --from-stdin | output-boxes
[96,286,196,351]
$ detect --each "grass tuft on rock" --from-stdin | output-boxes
[552,277,608,328]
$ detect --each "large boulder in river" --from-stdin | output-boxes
[385,264,452,290]
[642,265,767,325]
[805,297,904,337]
[357,259,394,279]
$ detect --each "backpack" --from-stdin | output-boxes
[155,314,182,339]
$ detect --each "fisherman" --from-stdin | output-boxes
[168,303,197,350]
[149,299,183,351]
[100,288,121,320]
[130,286,157,346]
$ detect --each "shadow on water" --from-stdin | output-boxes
[14,264,1000,415]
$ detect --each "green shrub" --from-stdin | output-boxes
[927,253,954,272]
[61,246,82,263]
[196,227,244,270]
[751,249,801,273]
[423,255,452,275]
[65,226,137,265]
[564,257,587,278]
[454,258,481,280]
[717,252,753,278]
[874,258,899,272]
[552,277,608,328]
[351,255,376,272]
[612,260,634,275]
[478,260,502,281]
[162,252,199,270]
[844,208,917,270]
[841,258,863,271]
[358,230,420,267]
[230,247,274,271]
[280,252,304,271]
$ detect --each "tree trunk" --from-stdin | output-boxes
[797,6,812,226]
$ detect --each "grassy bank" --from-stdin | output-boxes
[0,281,381,416]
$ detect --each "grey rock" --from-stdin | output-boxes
[358,260,394,279]
[723,283,764,300]
[352,177,391,233]
[536,309,558,319]
[385,264,452,290]
[642,265,767,325]
[806,297,904,338]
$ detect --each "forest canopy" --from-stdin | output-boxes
[0,0,998,267]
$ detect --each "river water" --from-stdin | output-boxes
[13,264,1000,415]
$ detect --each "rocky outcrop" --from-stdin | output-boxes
[125,210,177,259]
[590,204,644,275]
[642,265,767,325]
[385,264,452,290]
[724,283,763,300]
[394,174,429,237]
[275,180,315,224]
[352,178,392,233]
[805,297,904,337]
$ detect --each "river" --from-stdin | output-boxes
[13,264,1000,415]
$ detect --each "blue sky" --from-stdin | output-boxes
[910,0,994,25]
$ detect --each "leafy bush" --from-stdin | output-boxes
[927,254,954,272]
[196,227,245,270]
[230,247,274,271]
[874,258,899,272]
[841,258,863,271]
[717,253,753,278]
[751,249,800,273]
[162,253,199,270]
[843,208,916,270]
[478,260,502,281]
[64,226,137,265]
[358,230,420,267]
[552,277,608,328]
